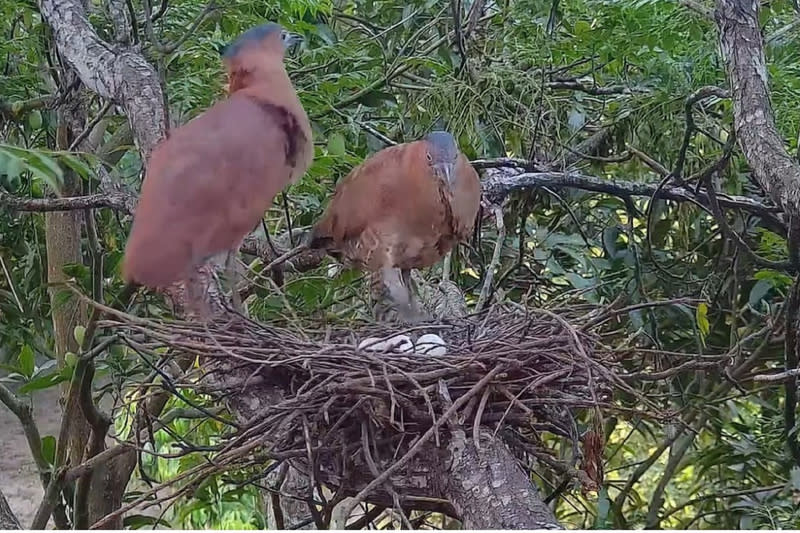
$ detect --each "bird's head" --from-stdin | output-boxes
[222,23,303,75]
[424,131,459,188]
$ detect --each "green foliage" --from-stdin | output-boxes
[3,0,800,529]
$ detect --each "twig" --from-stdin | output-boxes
[30,468,66,529]
[472,386,491,450]
[68,100,112,151]
[626,144,670,176]
[0,384,51,486]
[545,79,645,95]
[160,1,217,54]
[476,207,505,311]
[340,365,506,519]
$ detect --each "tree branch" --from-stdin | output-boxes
[0,190,132,213]
[0,95,58,121]
[482,169,784,230]
[4,164,778,228]
[39,0,167,159]
[442,429,562,528]
[0,489,21,530]
[545,79,646,96]
[715,0,800,219]
[0,385,51,488]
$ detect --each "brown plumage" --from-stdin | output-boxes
[122,23,312,302]
[309,131,481,322]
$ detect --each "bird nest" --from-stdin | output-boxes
[96,303,662,518]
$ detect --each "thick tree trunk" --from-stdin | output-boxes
[714,0,800,218]
[715,0,800,466]
[442,429,560,529]
[47,87,90,490]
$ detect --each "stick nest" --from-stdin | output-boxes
[100,303,658,509]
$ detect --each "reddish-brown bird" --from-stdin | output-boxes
[308,131,481,322]
[122,23,313,307]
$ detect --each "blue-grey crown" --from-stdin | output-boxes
[222,23,283,59]
[425,130,458,160]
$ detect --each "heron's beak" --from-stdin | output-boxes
[286,33,303,46]
[434,162,455,187]
[283,32,304,55]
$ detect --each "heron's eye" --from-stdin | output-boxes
[426,152,433,162]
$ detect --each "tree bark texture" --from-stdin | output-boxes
[715,0,800,467]
[36,0,169,527]
[714,0,800,218]
[38,0,166,160]
[47,90,92,508]
[0,489,21,529]
[441,429,561,529]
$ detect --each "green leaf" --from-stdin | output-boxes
[59,154,94,181]
[28,109,42,130]
[73,325,86,347]
[696,302,710,343]
[26,152,64,191]
[602,227,619,258]
[40,435,56,466]
[18,345,35,379]
[4,154,23,180]
[565,272,593,289]
[748,279,772,308]
[326,133,346,156]
[18,369,69,394]
[573,20,593,38]
[124,514,173,529]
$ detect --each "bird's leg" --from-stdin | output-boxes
[382,267,424,324]
[369,270,394,322]
[401,268,432,322]
[224,249,244,314]
[185,269,212,321]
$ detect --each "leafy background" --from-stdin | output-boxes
[2,0,800,528]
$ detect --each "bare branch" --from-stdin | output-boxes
[475,206,505,311]
[0,190,132,213]
[481,169,784,228]
[752,367,800,382]
[106,0,132,44]
[545,79,647,95]
[0,95,58,120]
[673,86,731,182]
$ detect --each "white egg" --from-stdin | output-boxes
[326,263,343,278]
[358,337,386,351]
[415,333,447,356]
[385,334,414,353]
